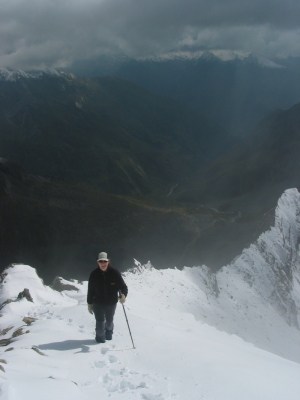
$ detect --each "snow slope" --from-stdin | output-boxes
[1,188,300,399]
[1,264,300,400]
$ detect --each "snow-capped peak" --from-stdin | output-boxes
[135,50,284,68]
[0,68,73,82]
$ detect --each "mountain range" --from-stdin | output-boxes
[71,53,300,136]
[0,59,300,280]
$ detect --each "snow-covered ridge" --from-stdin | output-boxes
[136,50,284,68]
[218,187,300,328]
[180,188,300,359]
[0,189,299,360]
[1,263,300,400]
[0,68,73,82]
[1,188,300,400]
[123,189,300,361]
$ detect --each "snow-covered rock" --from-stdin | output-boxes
[0,264,76,327]
[218,188,300,328]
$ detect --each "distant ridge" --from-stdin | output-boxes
[0,68,73,82]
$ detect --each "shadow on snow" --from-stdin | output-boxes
[38,339,97,352]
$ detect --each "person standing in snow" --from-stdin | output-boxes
[87,251,128,343]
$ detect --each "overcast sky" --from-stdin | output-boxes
[1,0,300,70]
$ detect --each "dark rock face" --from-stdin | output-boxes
[17,288,33,302]
[0,287,33,310]
[52,277,79,292]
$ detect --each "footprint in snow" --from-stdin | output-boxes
[141,394,164,400]
[109,368,123,376]
[101,347,109,355]
[102,373,139,393]
[102,367,151,395]
[94,360,106,368]
[108,354,118,363]
[96,344,156,397]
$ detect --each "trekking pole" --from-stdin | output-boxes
[121,303,136,349]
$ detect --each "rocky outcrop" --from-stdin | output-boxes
[17,288,33,302]
[0,288,34,310]
[52,277,79,292]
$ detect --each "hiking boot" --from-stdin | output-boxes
[105,330,113,340]
[95,336,106,343]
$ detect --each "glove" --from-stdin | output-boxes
[88,304,94,314]
[119,293,126,304]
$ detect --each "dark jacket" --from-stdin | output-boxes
[87,265,128,305]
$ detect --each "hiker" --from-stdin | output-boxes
[87,251,128,343]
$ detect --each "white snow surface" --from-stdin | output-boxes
[1,188,300,399]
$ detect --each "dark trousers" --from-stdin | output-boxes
[93,303,117,340]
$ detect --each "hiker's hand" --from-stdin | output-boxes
[119,294,126,304]
[88,304,94,314]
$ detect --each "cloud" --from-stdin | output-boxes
[0,0,299,69]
